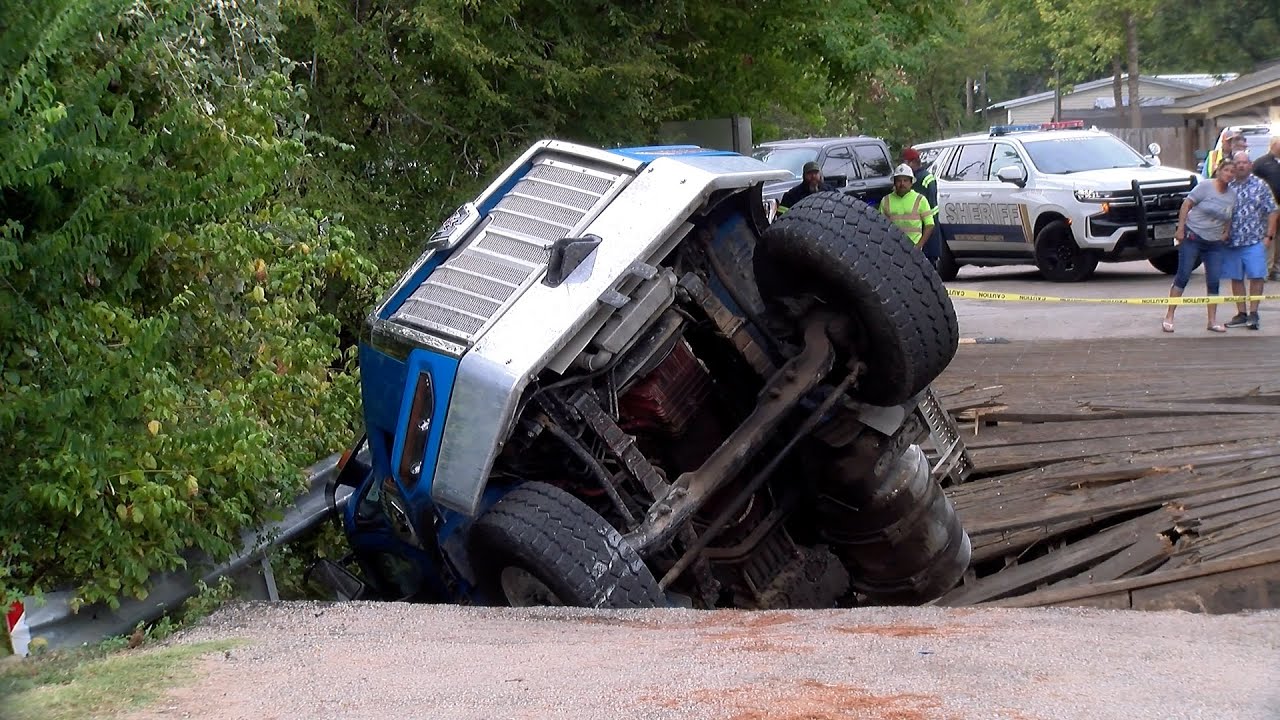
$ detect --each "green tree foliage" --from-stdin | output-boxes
[278,0,946,267]
[833,0,992,145]
[979,0,1278,117]
[1141,0,1280,72]
[0,0,379,607]
[0,0,962,609]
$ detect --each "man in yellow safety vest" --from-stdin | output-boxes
[879,164,935,250]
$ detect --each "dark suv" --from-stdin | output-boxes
[752,137,894,208]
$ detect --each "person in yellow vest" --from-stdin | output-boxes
[1204,130,1243,179]
[880,164,935,250]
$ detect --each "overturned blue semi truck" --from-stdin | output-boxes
[319,140,973,609]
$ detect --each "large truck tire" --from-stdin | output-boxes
[469,482,666,609]
[755,191,959,406]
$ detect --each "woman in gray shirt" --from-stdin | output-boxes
[1163,159,1237,332]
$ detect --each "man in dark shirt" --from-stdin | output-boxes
[780,161,834,210]
[1253,136,1280,280]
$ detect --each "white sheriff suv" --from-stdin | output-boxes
[914,121,1199,282]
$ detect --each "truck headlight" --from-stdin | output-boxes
[1074,188,1123,202]
[399,370,435,488]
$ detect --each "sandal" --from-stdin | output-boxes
[1207,324,1227,333]
[1161,320,1174,333]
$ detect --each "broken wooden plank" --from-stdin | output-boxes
[936,509,1174,606]
[1186,497,1280,537]
[1167,475,1280,512]
[968,427,1279,474]
[962,469,1263,536]
[1048,521,1175,589]
[1079,401,1280,417]
[1198,520,1280,562]
[1175,486,1280,524]
[967,514,1119,566]
[960,414,1265,450]
[979,547,1280,609]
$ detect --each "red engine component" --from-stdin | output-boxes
[618,339,713,436]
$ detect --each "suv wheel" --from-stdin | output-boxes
[936,241,960,282]
[755,191,959,406]
[469,482,666,609]
[1149,251,1193,275]
[1034,220,1097,282]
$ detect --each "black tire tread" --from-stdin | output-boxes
[1148,252,1183,275]
[758,191,959,405]
[1034,219,1097,282]
[936,240,960,282]
[470,482,665,609]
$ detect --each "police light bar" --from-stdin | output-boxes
[1041,120,1085,130]
[989,123,1040,136]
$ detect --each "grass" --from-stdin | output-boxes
[0,639,242,720]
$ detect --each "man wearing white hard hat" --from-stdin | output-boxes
[879,163,935,251]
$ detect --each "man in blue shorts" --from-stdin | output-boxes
[1225,151,1278,330]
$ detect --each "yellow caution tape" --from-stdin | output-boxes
[946,288,1280,306]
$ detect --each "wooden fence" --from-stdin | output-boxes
[1109,127,1195,172]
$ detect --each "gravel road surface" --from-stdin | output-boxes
[129,601,1280,720]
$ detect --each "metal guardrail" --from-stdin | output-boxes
[14,452,355,655]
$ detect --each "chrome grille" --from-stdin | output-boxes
[525,162,616,196]
[448,253,531,286]
[486,212,567,244]
[476,233,550,264]
[390,156,629,342]
[493,195,582,230]
[425,267,514,302]
[410,284,501,318]
[512,180,598,211]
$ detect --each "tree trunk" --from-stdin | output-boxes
[1112,56,1124,123]
[965,77,974,116]
[1053,68,1062,122]
[1126,13,1141,129]
[982,68,989,125]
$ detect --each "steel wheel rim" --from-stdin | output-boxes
[1054,235,1076,270]
[499,566,565,607]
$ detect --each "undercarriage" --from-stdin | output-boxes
[479,194,971,609]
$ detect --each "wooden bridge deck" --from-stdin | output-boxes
[932,336,1280,613]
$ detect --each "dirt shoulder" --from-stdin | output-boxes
[126,602,1280,720]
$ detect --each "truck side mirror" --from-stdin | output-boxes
[824,175,848,187]
[995,165,1026,187]
[305,559,367,601]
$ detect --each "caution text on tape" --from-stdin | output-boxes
[946,288,1280,306]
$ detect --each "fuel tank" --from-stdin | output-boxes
[813,439,971,603]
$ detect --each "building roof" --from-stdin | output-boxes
[755,136,879,147]
[988,74,1236,111]
[1167,62,1280,114]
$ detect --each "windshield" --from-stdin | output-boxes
[752,146,819,178]
[1022,135,1148,174]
